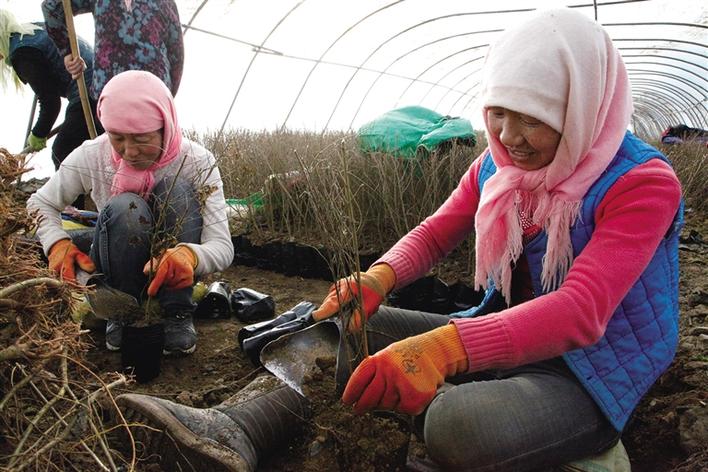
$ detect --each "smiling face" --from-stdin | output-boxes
[107,129,164,170]
[486,107,561,171]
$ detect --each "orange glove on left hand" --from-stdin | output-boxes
[143,246,198,297]
[342,324,468,415]
[48,239,96,283]
[312,263,396,331]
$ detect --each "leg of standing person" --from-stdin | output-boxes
[51,98,103,209]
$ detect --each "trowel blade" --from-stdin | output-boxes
[260,320,340,397]
[84,275,143,324]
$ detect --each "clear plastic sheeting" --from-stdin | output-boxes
[1,0,706,141]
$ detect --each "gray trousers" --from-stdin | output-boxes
[89,177,202,315]
[361,306,621,471]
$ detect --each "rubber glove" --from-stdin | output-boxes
[312,263,396,331]
[27,133,47,151]
[143,246,198,297]
[48,239,96,283]
[342,324,468,415]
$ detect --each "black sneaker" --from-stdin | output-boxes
[163,312,197,355]
[106,320,124,351]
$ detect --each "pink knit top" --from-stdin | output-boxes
[377,156,681,372]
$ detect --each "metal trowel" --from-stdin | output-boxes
[259,317,366,398]
[259,319,341,397]
[78,271,144,324]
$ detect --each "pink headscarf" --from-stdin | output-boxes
[97,70,183,198]
[475,9,632,303]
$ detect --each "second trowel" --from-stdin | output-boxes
[259,319,364,398]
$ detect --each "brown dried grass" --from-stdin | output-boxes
[0,148,130,472]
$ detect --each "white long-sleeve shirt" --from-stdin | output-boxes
[27,134,234,275]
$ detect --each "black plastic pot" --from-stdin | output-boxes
[195,281,232,319]
[121,324,164,383]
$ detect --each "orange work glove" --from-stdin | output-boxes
[143,246,198,297]
[342,324,468,415]
[47,239,96,283]
[312,263,396,331]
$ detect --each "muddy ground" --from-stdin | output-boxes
[85,210,708,471]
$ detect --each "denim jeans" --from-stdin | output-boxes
[89,177,202,315]
[364,306,621,471]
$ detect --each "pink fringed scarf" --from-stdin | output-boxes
[97,70,182,199]
[474,9,633,303]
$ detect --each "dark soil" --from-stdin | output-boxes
[85,211,708,471]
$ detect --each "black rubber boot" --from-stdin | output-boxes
[116,376,309,471]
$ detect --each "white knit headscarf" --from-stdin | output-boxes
[474,8,633,303]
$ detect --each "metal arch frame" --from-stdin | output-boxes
[622,54,708,74]
[626,66,708,126]
[630,79,708,125]
[632,102,669,136]
[632,87,700,129]
[432,61,485,112]
[626,69,708,100]
[391,45,488,109]
[217,1,307,137]
[179,0,706,137]
[285,0,653,131]
[632,87,693,128]
[347,30,500,130]
[279,0,406,132]
[619,46,707,61]
[318,8,538,132]
[629,80,708,127]
[633,101,670,133]
[623,59,708,86]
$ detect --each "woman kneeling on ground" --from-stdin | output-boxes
[27,70,234,356]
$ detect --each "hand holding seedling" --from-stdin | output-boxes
[143,246,197,296]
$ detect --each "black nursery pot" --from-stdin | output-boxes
[121,324,165,383]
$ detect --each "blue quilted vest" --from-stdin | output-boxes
[9,23,94,105]
[453,131,683,430]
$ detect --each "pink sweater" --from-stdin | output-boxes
[378,156,682,372]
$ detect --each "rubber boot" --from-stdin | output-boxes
[116,376,309,472]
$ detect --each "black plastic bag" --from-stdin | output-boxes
[231,287,276,322]
[238,301,316,366]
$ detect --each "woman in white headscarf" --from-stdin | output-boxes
[312,7,683,470]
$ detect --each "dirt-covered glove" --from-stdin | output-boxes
[48,239,96,283]
[342,324,468,415]
[143,246,198,297]
[312,263,396,331]
[27,133,47,151]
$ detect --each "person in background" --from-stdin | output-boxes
[41,0,183,100]
[0,9,102,173]
[27,70,233,356]
[102,8,682,472]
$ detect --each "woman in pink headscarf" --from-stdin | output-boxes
[28,70,233,357]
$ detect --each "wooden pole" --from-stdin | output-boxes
[60,0,97,139]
